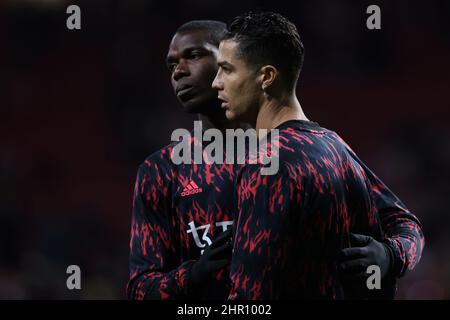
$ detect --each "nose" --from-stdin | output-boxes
[173,59,189,81]
[212,71,223,90]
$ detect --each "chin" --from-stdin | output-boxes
[225,109,238,121]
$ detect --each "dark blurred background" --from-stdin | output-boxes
[1,0,449,299]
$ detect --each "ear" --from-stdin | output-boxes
[259,65,278,91]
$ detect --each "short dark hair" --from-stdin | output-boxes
[224,12,305,91]
[176,20,227,47]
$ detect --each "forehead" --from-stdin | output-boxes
[218,40,239,61]
[168,30,216,54]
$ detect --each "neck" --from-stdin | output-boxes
[255,93,309,131]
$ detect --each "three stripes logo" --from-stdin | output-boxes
[181,180,203,197]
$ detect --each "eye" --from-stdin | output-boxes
[167,63,177,73]
[221,66,231,74]
[190,50,203,59]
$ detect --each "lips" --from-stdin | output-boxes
[176,84,193,97]
[218,95,228,108]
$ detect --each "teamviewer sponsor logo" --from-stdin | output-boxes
[181,180,203,197]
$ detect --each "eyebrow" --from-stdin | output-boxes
[166,46,210,64]
[218,61,233,69]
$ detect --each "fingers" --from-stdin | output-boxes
[209,241,232,260]
[340,247,367,260]
[350,233,371,247]
[341,271,369,283]
[339,258,369,274]
[209,229,232,249]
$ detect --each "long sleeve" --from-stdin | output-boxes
[127,161,194,300]
[344,144,425,278]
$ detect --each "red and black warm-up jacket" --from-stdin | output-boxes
[228,120,424,299]
[127,135,239,300]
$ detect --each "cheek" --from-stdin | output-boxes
[228,78,246,99]
[238,81,258,104]
[193,62,218,87]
